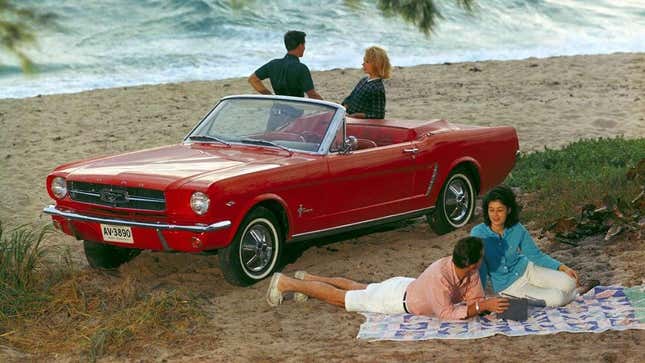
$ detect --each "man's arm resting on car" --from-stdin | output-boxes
[248,73,272,95]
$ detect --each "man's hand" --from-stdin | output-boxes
[481,297,510,314]
[558,264,579,283]
[306,89,323,100]
[248,73,272,95]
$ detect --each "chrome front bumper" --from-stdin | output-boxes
[43,205,232,233]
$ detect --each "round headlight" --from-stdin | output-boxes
[51,177,68,199]
[190,192,210,215]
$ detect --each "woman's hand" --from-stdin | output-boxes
[559,264,579,283]
[481,297,510,314]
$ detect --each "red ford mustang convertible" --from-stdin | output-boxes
[44,95,518,286]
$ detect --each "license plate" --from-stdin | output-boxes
[100,224,134,244]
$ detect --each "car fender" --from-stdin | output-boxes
[439,155,482,195]
[230,193,294,239]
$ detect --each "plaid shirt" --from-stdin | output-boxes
[342,77,386,119]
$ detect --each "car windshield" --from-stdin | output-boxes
[188,98,339,153]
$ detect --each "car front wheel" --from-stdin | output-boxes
[219,206,283,286]
[427,169,475,235]
[83,240,141,269]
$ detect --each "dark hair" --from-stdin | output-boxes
[482,184,520,228]
[284,30,306,51]
[452,236,484,268]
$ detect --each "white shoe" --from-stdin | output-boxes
[577,279,600,295]
[266,273,284,307]
[293,271,309,302]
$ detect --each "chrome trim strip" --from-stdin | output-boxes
[317,106,346,154]
[220,94,343,109]
[291,206,434,238]
[425,163,439,197]
[126,196,165,203]
[71,190,100,197]
[43,205,231,233]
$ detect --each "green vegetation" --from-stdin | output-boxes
[0,0,57,72]
[506,137,645,225]
[0,223,209,361]
[50,280,209,362]
[0,223,51,319]
[377,0,475,35]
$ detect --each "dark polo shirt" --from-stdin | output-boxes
[254,54,315,97]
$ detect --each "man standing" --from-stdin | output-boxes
[266,236,509,320]
[248,30,322,99]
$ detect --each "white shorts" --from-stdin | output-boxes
[345,277,414,314]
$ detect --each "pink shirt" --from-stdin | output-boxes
[405,256,484,320]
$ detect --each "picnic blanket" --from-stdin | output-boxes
[357,285,644,341]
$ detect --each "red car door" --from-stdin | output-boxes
[321,142,417,227]
[406,136,443,208]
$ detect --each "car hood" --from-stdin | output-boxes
[60,143,296,190]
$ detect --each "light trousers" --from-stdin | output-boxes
[501,262,577,307]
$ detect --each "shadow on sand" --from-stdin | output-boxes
[279,219,423,268]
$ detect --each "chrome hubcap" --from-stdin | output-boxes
[444,177,471,225]
[241,223,274,274]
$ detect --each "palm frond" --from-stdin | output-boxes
[0,0,58,73]
[378,0,475,35]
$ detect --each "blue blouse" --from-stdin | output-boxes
[470,223,562,293]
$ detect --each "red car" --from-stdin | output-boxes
[44,95,518,286]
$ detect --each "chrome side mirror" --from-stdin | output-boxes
[340,136,357,154]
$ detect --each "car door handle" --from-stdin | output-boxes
[403,148,419,154]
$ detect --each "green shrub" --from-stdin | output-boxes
[505,137,645,225]
[0,223,51,319]
[0,222,209,360]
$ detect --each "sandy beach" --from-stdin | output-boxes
[0,52,643,361]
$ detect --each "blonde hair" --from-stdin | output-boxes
[364,46,392,79]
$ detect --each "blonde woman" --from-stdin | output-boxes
[341,46,392,119]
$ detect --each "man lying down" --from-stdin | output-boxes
[266,236,510,320]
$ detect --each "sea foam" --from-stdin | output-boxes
[1,0,643,99]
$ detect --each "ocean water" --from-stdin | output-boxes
[1,0,644,99]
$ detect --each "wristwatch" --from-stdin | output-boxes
[475,300,480,313]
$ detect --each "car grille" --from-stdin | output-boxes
[68,181,166,211]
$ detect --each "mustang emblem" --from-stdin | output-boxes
[99,189,129,204]
[297,204,313,217]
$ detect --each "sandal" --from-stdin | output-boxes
[266,273,284,307]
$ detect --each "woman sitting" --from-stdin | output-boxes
[471,185,598,307]
[342,46,391,119]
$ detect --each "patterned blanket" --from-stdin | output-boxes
[357,285,644,341]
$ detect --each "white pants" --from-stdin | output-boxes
[501,262,577,307]
[345,277,414,314]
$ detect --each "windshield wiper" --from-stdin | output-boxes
[188,134,230,146]
[240,138,293,154]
